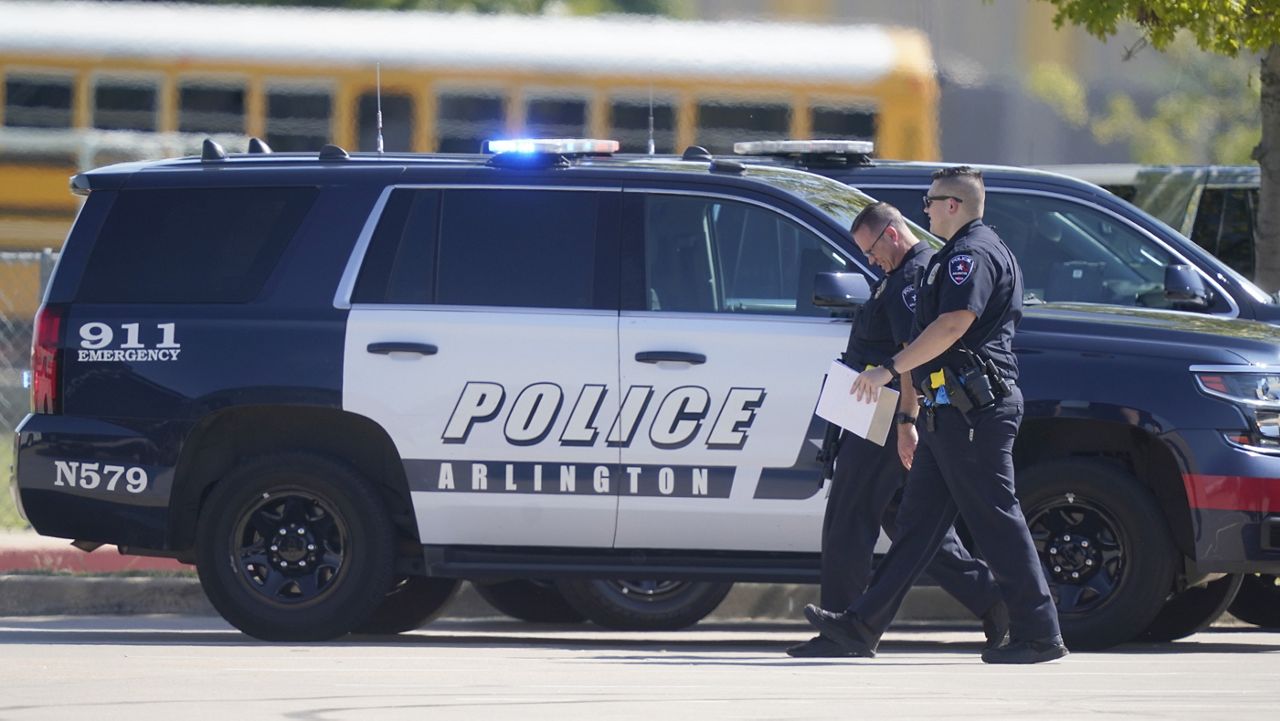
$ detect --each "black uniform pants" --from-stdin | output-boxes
[821,421,1003,618]
[845,387,1061,642]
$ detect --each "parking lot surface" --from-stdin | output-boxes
[0,616,1276,720]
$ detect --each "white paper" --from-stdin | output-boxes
[815,359,900,447]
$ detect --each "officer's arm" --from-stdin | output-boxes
[890,309,976,375]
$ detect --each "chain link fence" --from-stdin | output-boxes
[1,250,57,529]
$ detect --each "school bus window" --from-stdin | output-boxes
[696,100,790,155]
[4,73,74,128]
[93,77,158,132]
[358,91,412,152]
[609,97,675,154]
[267,87,331,152]
[525,94,587,138]
[437,91,505,153]
[179,80,246,134]
[811,104,876,140]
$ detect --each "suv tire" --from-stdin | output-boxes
[1228,574,1280,628]
[1017,459,1177,650]
[555,579,732,630]
[474,580,586,623]
[1136,574,1242,642]
[195,453,396,641]
[355,576,462,634]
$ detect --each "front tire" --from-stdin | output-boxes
[474,580,586,624]
[355,576,462,635]
[195,453,396,641]
[1136,574,1242,642]
[1228,574,1280,628]
[1018,459,1177,650]
[556,579,732,631]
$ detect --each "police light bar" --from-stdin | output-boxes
[733,140,874,156]
[484,138,619,155]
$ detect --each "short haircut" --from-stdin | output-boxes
[849,201,904,236]
[931,165,985,209]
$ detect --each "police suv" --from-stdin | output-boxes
[11,138,1280,648]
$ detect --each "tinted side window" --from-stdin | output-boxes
[353,190,440,304]
[1192,188,1256,277]
[78,187,317,303]
[643,194,847,316]
[436,190,600,309]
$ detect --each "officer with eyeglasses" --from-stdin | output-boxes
[804,166,1068,664]
[787,200,1010,658]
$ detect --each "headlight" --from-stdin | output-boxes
[1195,371,1280,405]
[1195,368,1280,451]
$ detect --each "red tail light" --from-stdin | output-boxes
[30,303,65,414]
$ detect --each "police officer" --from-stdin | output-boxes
[805,166,1067,664]
[788,201,1008,658]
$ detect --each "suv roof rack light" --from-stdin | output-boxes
[733,140,874,157]
[484,138,619,156]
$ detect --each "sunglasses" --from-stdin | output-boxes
[923,194,964,210]
[862,220,890,259]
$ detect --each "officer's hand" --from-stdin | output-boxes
[897,423,918,470]
[850,366,892,403]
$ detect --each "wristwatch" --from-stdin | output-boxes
[895,412,918,426]
[882,358,901,381]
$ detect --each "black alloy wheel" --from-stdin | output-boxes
[556,579,733,631]
[1228,574,1280,628]
[1018,459,1177,650]
[1137,574,1243,642]
[196,453,396,641]
[355,576,463,634]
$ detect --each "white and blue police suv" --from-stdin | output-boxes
[13,138,1280,648]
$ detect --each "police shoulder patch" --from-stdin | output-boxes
[901,285,918,311]
[948,254,975,285]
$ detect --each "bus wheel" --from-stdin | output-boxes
[1018,459,1177,651]
[195,453,395,642]
[474,580,586,623]
[1136,574,1242,642]
[1228,574,1280,628]
[555,579,732,631]
[354,576,462,634]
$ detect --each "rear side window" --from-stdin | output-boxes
[77,187,317,303]
[354,188,603,310]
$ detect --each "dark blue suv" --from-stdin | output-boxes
[11,138,1280,648]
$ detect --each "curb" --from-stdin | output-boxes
[0,574,972,623]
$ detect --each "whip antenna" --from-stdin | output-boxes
[647,86,655,155]
[376,63,385,155]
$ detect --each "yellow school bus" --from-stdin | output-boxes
[0,0,940,255]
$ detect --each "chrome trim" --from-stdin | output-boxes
[333,185,394,310]
[856,183,1242,318]
[350,303,617,317]
[619,309,848,325]
[621,185,873,277]
[332,184,622,310]
[1221,433,1280,456]
[1190,367,1280,409]
[1189,364,1280,373]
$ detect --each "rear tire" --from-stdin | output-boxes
[1228,574,1280,628]
[1017,459,1177,650]
[1136,574,1242,642]
[195,453,396,642]
[556,579,732,631]
[354,576,462,634]
[474,579,586,624]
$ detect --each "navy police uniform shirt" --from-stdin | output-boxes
[844,242,937,370]
[912,219,1022,383]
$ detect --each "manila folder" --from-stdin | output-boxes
[815,359,899,447]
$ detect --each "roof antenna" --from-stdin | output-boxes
[646,85,655,156]
[376,62,385,155]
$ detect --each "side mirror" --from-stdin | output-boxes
[813,272,872,308]
[1163,264,1211,309]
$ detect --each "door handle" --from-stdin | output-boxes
[367,342,438,356]
[635,351,706,365]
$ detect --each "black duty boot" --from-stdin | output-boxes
[786,635,852,658]
[981,636,1069,664]
[982,602,1010,651]
[802,605,877,658]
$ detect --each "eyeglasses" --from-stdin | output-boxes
[862,221,891,260]
[923,194,964,210]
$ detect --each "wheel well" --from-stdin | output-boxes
[1015,417,1193,558]
[168,406,415,557]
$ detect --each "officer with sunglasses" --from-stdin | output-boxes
[804,167,1068,664]
[787,200,1010,658]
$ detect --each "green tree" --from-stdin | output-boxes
[1035,0,1280,290]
